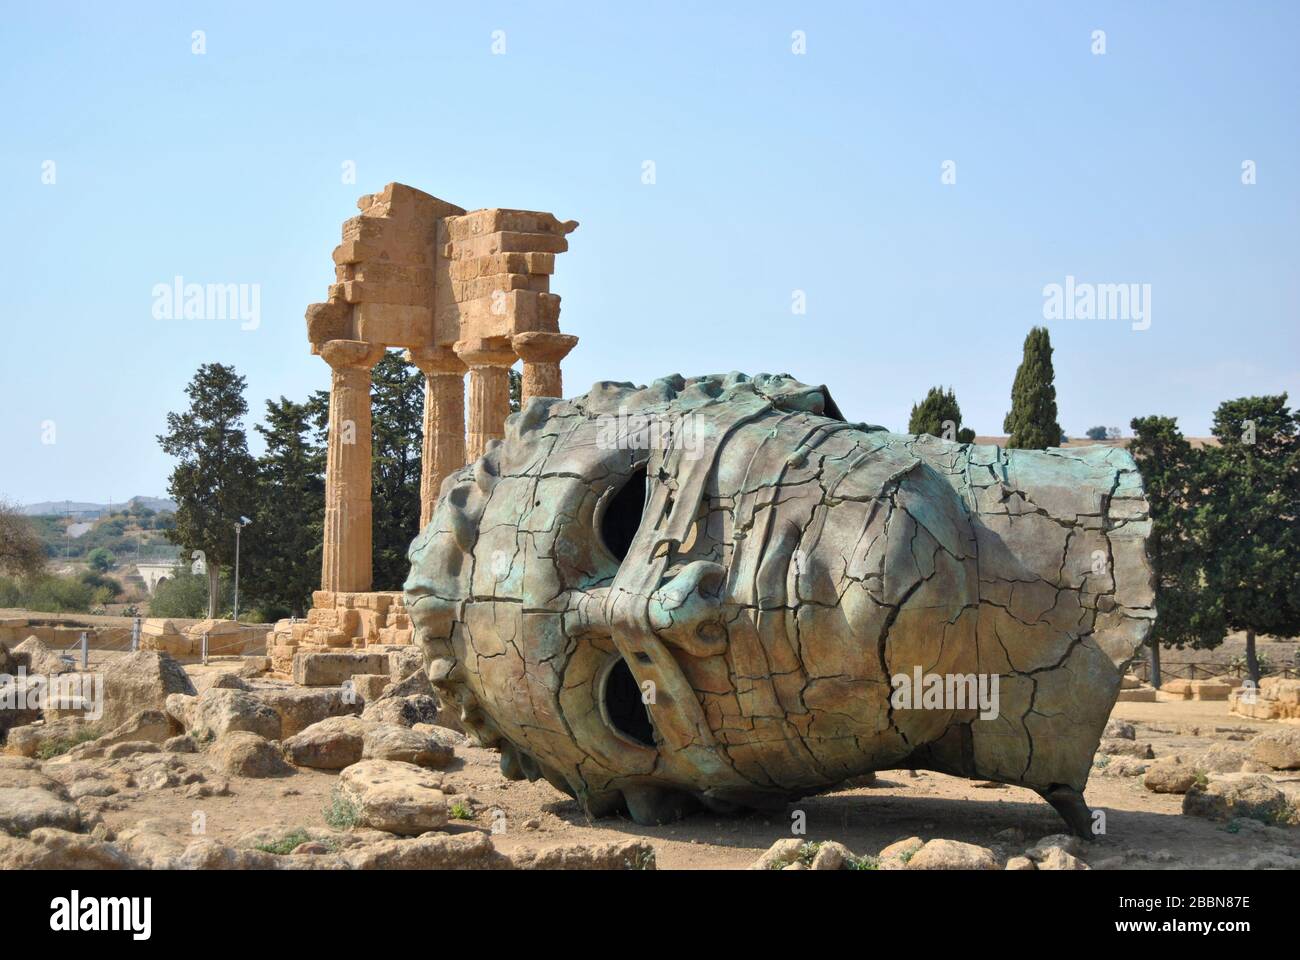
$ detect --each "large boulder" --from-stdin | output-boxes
[281,715,373,769]
[337,759,447,835]
[293,651,390,687]
[362,724,454,769]
[339,831,508,870]
[0,828,136,869]
[0,786,81,834]
[1182,774,1293,824]
[254,687,361,739]
[0,672,44,738]
[2,718,94,759]
[361,694,439,729]
[101,651,196,731]
[12,636,69,676]
[165,689,281,742]
[192,671,251,695]
[511,840,657,870]
[1144,759,1199,794]
[1249,728,1300,771]
[64,710,176,761]
[906,839,999,871]
[1196,742,1250,774]
[208,731,292,778]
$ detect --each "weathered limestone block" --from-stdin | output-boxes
[139,619,191,656]
[254,686,361,738]
[281,715,374,769]
[101,651,196,731]
[165,689,281,742]
[292,650,390,686]
[338,759,447,835]
[405,372,1155,835]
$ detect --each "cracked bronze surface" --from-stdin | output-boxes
[404,372,1154,828]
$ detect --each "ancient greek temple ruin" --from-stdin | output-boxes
[267,183,577,673]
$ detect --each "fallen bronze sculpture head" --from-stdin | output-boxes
[405,372,1154,835]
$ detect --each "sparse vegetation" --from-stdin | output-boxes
[322,788,361,830]
[34,728,100,759]
[254,829,318,855]
[0,573,96,613]
[623,847,657,870]
[448,801,474,820]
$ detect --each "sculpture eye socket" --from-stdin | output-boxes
[599,465,648,562]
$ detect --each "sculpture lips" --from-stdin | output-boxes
[405,372,1155,835]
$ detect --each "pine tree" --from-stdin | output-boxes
[1196,394,1300,685]
[157,364,257,617]
[1129,415,1225,686]
[370,352,424,590]
[908,386,975,442]
[1002,327,1063,449]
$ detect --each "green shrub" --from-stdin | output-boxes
[150,567,228,618]
[0,574,96,613]
[35,728,100,759]
[323,788,361,830]
[254,829,317,855]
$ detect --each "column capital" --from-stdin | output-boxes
[405,345,467,377]
[512,331,578,365]
[320,339,387,371]
[454,337,516,368]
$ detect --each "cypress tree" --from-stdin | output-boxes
[1003,326,1063,449]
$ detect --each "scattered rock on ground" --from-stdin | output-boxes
[1250,728,1300,771]
[337,759,447,835]
[281,715,374,770]
[1097,738,1155,759]
[361,694,440,728]
[1144,759,1200,794]
[0,786,81,834]
[1182,774,1293,824]
[208,731,293,778]
[101,651,196,730]
[907,838,998,870]
[166,689,282,742]
[362,724,454,769]
[511,839,656,870]
[254,687,361,739]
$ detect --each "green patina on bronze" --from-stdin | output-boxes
[404,373,1154,833]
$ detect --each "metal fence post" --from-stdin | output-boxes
[202,631,209,665]
[131,617,141,652]
[80,631,88,670]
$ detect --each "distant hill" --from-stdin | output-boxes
[20,495,177,518]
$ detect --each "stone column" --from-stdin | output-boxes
[455,338,516,463]
[406,346,467,529]
[512,331,578,403]
[319,339,386,594]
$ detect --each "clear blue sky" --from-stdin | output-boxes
[2,1,1296,505]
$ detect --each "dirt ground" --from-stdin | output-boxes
[66,659,1299,869]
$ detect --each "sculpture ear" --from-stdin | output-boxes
[647,561,728,657]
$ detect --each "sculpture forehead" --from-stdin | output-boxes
[475,371,856,527]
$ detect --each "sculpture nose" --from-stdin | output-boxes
[647,560,728,657]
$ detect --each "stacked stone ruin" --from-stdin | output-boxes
[266,184,578,675]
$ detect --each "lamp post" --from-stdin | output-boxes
[232,517,251,621]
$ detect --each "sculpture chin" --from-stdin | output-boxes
[405,372,1155,834]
